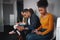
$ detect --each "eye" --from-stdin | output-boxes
[39,9,43,11]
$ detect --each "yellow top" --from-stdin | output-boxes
[37,13,54,35]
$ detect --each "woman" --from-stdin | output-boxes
[17,9,40,31]
[26,0,54,40]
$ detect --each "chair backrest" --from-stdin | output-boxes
[56,17,60,27]
[51,23,56,40]
[56,17,60,40]
[51,16,57,40]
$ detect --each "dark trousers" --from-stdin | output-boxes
[26,33,52,40]
[26,31,53,40]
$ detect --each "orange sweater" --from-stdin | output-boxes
[37,13,54,35]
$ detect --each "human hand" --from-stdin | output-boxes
[16,26,24,31]
[25,27,28,30]
[35,31,42,35]
[32,29,38,33]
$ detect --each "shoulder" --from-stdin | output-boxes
[47,13,54,19]
[47,13,53,17]
[31,14,39,20]
[32,14,37,16]
[31,14,38,18]
[40,13,54,19]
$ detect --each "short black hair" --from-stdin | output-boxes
[23,8,34,15]
[28,8,34,15]
[37,0,48,8]
[23,9,29,12]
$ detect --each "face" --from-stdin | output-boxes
[27,11,31,17]
[23,11,31,18]
[38,7,46,15]
[21,11,25,16]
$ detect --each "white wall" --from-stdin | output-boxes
[24,0,40,17]
[24,0,60,40]
[48,0,60,17]
[24,0,60,17]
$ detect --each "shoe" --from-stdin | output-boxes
[9,30,15,35]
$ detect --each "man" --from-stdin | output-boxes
[7,9,40,40]
[17,9,40,35]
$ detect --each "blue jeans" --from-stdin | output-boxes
[26,32,53,40]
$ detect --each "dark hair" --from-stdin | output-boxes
[23,8,34,15]
[23,9,29,12]
[28,8,34,15]
[37,0,48,8]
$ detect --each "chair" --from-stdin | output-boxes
[56,17,60,40]
[51,16,57,40]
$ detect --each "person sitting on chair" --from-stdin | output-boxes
[26,0,54,40]
[16,8,40,36]
[9,8,40,37]
[9,11,27,36]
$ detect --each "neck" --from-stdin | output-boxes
[41,12,47,17]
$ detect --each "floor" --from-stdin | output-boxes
[0,25,56,40]
[0,25,13,40]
